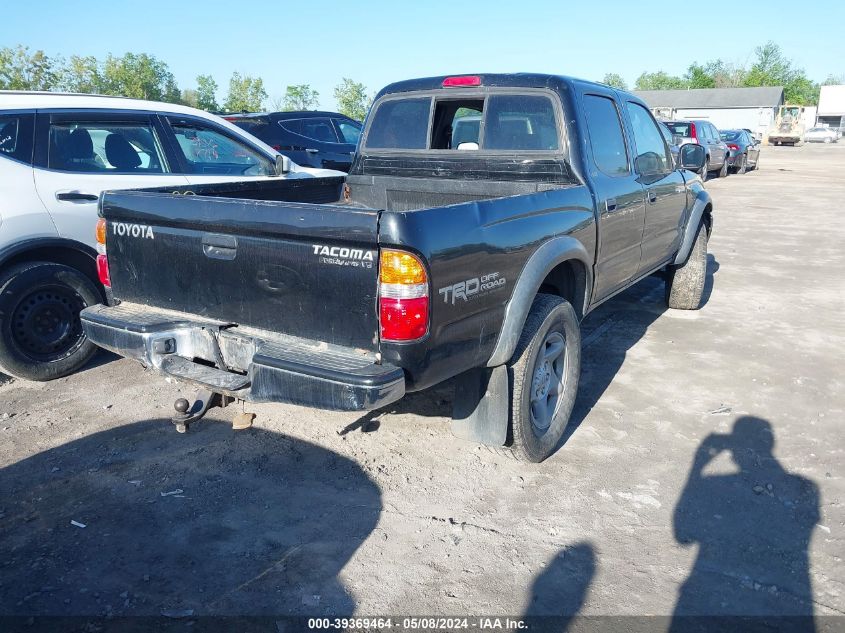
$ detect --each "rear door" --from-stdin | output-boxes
[579,88,646,301]
[278,117,355,171]
[624,101,686,274]
[32,111,189,248]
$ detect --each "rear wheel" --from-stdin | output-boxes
[0,262,102,381]
[503,294,581,463]
[699,156,709,180]
[718,159,729,178]
[665,224,708,310]
[735,153,747,174]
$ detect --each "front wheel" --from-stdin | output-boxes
[0,262,102,381]
[666,224,708,310]
[504,294,581,463]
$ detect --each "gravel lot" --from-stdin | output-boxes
[1,144,843,624]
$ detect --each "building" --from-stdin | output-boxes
[633,86,784,136]
[816,85,845,130]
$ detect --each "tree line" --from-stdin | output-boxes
[601,42,842,105]
[3,42,840,121]
[0,45,372,121]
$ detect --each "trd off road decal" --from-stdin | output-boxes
[438,272,506,305]
[312,244,375,268]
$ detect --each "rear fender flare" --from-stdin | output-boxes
[486,236,592,367]
[673,189,712,266]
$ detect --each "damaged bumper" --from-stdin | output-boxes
[80,303,405,411]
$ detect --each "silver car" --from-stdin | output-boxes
[804,127,839,143]
[663,120,729,179]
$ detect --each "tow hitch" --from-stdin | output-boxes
[172,390,235,433]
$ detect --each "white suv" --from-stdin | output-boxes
[0,91,338,381]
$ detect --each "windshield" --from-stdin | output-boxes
[720,131,741,141]
[664,122,692,138]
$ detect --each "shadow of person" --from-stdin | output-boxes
[0,417,380,618]
[671,416,820,632]
[523,542,595,632]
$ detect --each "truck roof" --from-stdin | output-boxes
[376,73,608,97]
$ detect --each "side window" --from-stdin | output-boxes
[626,102,672,175]
[483,95,559,150]
[366,98,431,149]
[48,119,168,173]
[169,119,274,176]
[0,113,35,164]
[335,119,362,145]
[583,95,629,176]
[280,118,340,143]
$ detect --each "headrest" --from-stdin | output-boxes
[105,133,141,170]
[65,128,94,160]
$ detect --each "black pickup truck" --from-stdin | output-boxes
[81,74,712,462]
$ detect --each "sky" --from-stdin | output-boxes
[2,0,843,110]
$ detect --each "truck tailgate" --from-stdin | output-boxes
[101,189,380,351]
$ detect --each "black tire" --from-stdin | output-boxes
[502,294,581,463]
[665,224,708,310]
[699,156,709,180]
[736,153,747,174]
[718,158,729,178]
[749,153,759,171]
[0,262,102,381]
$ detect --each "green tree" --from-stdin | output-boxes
[685,63,716,89]
[744,41,818,104]
[821,74,845,86]
[600,73,628,91]
[0,45,61,90]
[224,72,266,112]
[195,74,219,111]
[59,55,103,93]
[282,84,320,111]
[334,77,370,120]
[180,89,198,108]
[100,53,180,102]
[634,71,688,91]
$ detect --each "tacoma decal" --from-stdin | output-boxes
[312,244,375,268]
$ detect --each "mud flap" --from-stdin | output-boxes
[451,366,509,446]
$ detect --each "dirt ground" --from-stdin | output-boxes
[1,143,843,625]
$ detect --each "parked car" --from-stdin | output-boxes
[804,127,839,143]
[225,111,362,172]
[82,73,712,463]
[719,129,761,173]
[0,91,340,381]
[663,119,729,179]
[658,121,681,166]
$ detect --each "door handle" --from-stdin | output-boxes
[56,191,98,202]
[202,233,237,261]
[305,148,319,154]
[647,190,658,204]
[605,198,617,212]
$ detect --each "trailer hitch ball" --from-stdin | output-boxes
[174,398,190,414]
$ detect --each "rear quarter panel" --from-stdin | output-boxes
[380,185,596,391]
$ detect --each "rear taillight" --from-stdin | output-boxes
[379,249,429,341]
[95,218,110,287]
[689,122,697,139]
[727,143,739,151]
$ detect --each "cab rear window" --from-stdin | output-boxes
[364,93,560,152]
[664,122,692,138]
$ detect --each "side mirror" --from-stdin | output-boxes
[274,154,291,176]
[679,144,706,171]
